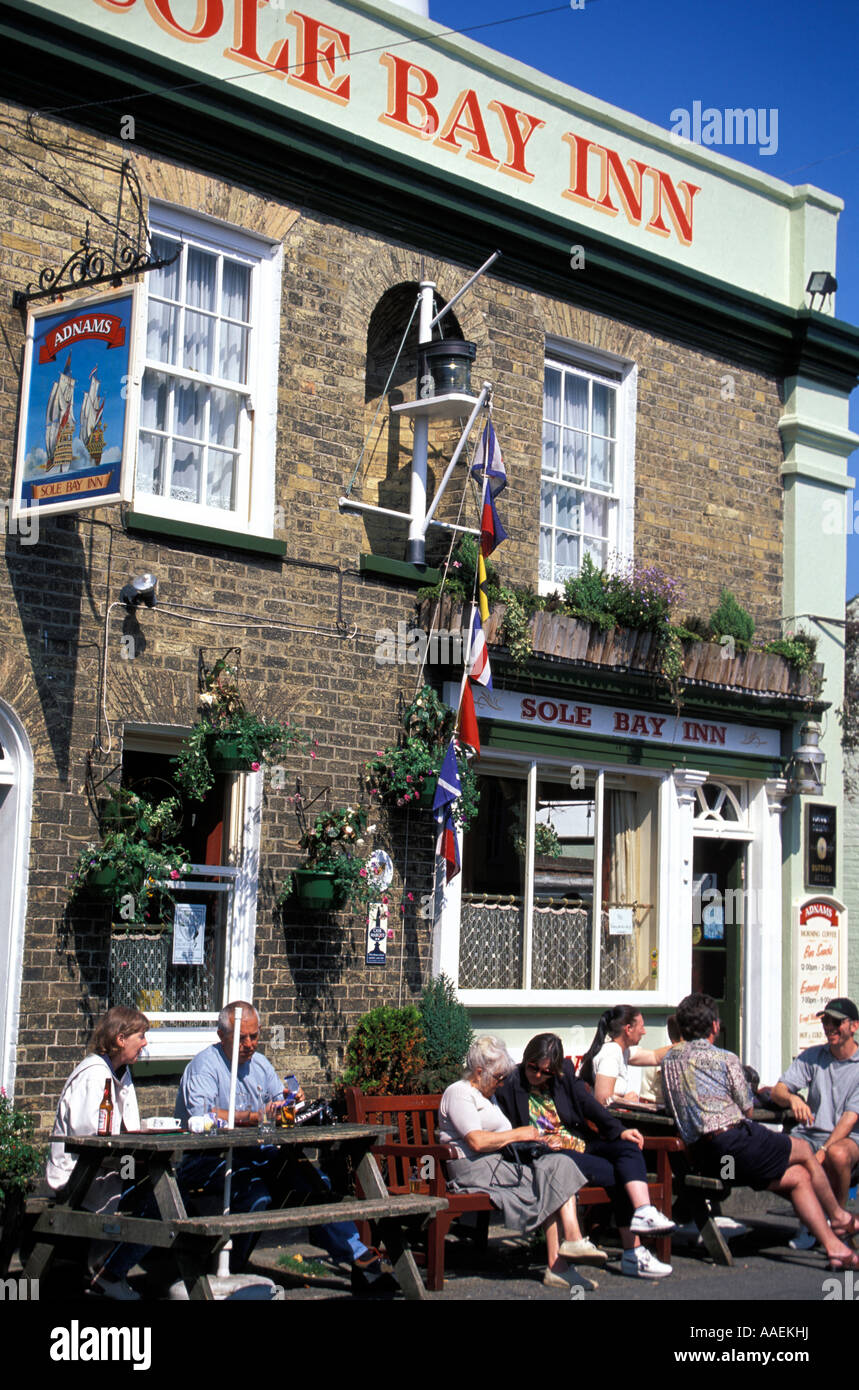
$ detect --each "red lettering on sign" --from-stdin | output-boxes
[379,53,439,135]
[145,0,223,42]
[646,168,700,246]
[228,0,290,75]
[537,701,558,723]
[613,712,629,732]
[435,88,496,164]
[288,9,350,104]
[487,100,544,181]
[521,698,537,720]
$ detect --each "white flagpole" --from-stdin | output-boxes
[216,1004,243,1279]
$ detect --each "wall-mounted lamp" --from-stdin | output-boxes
[806,271,837,311]
[786,720,826,796]
[120,572,158,610]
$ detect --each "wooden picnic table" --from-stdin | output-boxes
[24,1123,447,1300]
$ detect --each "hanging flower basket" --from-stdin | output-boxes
[209,736,256,774]
[292,867,338,906]
[417,776,438,808]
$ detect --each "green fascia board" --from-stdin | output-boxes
[3,10,859,390]
[125,512,286,558]
[482,720,782,779]
[360,554,441,587]
[490,663,825,724]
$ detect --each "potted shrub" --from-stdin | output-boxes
[173,651,307,800]
[365,685,480,829]
[342,1005,427,1095]
[283,803,377,911]
[0,1089,43,1275]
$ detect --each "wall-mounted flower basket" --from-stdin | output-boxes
[417,776,438,808]
[292,867,339,906]
[209,736,256,774]
[173,650,307,799]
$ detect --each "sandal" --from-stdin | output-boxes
[832,1213,859,1239]
[827,1250,859,1272]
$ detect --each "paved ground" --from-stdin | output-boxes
[246,1198,853,1305]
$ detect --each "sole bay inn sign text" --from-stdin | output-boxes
[447,684,781,759]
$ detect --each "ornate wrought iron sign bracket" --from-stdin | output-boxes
[13,160,178,309]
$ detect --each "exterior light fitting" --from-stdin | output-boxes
[786,720,826,796]
[805,271,837,310]
[120,572,158,610]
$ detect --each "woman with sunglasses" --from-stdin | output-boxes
[497,1032,675,1279]
[439,1034,600,1289]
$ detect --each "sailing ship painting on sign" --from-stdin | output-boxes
[13,287,137,521]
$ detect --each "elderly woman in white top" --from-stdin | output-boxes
[439,1034,603,1289]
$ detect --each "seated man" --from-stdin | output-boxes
[771,997,859,1221]
[175,1000,389,1289]
[661,992,859,1271]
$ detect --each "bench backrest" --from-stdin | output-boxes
[343,1086,443,1147]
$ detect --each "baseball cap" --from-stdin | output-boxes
[816,998,859,1022]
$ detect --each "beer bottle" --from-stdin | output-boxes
[97,1079,113,1135]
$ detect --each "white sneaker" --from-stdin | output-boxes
[621,1245,673,1279]
[630,1204,676,1235]
[713,1216,750,1238]
[788,1224,816,1251]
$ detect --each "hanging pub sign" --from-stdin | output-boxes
[805,804,836,890]
[12,286,138,523]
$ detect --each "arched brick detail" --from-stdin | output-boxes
[540,301,643,362]
[134,154,301,242]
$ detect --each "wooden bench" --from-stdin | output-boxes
[344,1086,675,1290]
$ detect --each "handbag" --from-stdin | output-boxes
[500,1140,548,1165]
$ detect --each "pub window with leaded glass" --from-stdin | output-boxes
[459,766,659,994]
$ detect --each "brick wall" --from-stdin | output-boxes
[0,101,784,1131]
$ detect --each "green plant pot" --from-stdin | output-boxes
[292,868,338,905]
[418,776,438,808]
[87,865,123,891]
[209,736,254,773]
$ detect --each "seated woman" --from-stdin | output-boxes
[497,1032,674,1279]
[579,1005,671,1105]
[438,1034,599,1289]
[47,1005,150,1301]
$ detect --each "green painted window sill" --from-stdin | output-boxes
[126,511,287,557]
[360,553,441,586]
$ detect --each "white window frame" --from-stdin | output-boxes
[434,749,672,1007]
[120,725,262,1063]
[131,203,281,539]
[539,339,636,596]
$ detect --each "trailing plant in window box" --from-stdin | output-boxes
[710,588,755,646]
[761,632,817,672]
[173,650,307,800]
[416,535,500,607]
[364,684,480,829]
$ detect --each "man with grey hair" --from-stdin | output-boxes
[175,1001,391,1290]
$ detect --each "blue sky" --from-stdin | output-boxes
[429,0,859,599]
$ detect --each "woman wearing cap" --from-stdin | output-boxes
[439,1035,599,1289]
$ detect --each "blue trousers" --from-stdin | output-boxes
[569,1137,648,1228]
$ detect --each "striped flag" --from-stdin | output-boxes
[477,552,491,625]
[466,607,492,689]
[471,421,507,557]
[433,741,461,882]
[457,679,481,757]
